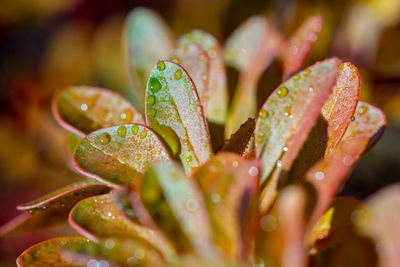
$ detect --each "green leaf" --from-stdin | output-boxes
[123,7,174,111]
[281,14,324,79]
[220,118,255,155]
[304,102,386,223]
[194,152,260,261]
[73,124,171,187]
[139,162,214,255]
[224,16,282,136]
[52,86,144,137]
[172,43,210,114]
[16,236,165,267]
[69,193,176,261]
[178,30,228,124]
[145,61,213,175]
[0,181,109,237]
[256,58,341,213]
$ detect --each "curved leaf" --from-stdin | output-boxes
[256,58,341,213]
[1,181,109,237]
[179,30,228,124]
[52,86,143,137]
[305,102,386,223]
[73,124,171,187]
[220,118,255,155]
[69,193,176,261]
[145,61,213,175]
[123,7,174,111]
[224,16,283,136]
[282,14,324,79]
[194,153,260,261]
[172,43,210,113]
[17,236,164,267]
[139,162,214,255]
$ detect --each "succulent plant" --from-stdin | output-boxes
[2,7,398,267]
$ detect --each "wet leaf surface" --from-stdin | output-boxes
[73,124,171,187]
[220,118,255,155]
[256,58,341,213]
[145,61,213,175]
[69,193,176,261]
[53,86,143,137]
[140,162,214,256]
[179,30,228,124]
[194,153,260,261]
[123,7,174,111]
[282,15,324,79]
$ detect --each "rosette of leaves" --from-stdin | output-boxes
[2,7,398,267]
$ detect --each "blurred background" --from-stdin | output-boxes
[0,0,399,265]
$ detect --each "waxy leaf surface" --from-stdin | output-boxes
[124,7,174,110]
[17,236,164,267]
[69,193,176,261]
[73,124,171,187]
[194,153,260,261]
[220,118,255,155]
[140,162,214,255]
[1,181,109,237]
[145,61,213,175]
[179,30,228,124]
[53,86,143,137]
[225,16,282,136]
[282,15,324,79]
[305,102,385,223]
[172,43,210,113]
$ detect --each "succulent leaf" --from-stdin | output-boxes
[220,118,255,155]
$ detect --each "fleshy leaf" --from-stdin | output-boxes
[52,86,144,137]
[306,197,367,254]
[305,102,386,223]
[220,118,255,155]
[145,61,213,175]
[178,30,228,124]
[73,124,171,187]
[257,186,307,267]
[69,193,176,261]
[287,62,360,181]
[362,184,400,267]
[172,43,210,113]
[17,236,164,267]
[281,14,324,79]
[256,58,341,213]
[224,16,282,136]
[194,153,260,261]
[123,7,174,111]
[139,162,214,255]
[0,181,109,237]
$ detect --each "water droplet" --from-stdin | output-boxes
[131,125,139,135]
[80,104,88,111]
[140,129,147,139]
[185,198,198,212]
[148,108,157,117]
[284,106,291,117]
[108,212,112,217]
[174,69,182,80]
[309,87,314,92]
[260,109,268,119]
[171,57,180,64]
[260,215,277,232]
[339,63,345,71]
[104,239,115,249]
[99,132,111,145]
[157,61,165,71]
[304,69,311,76]
[120,109,133,122]
[276,160,282,167]
[257,136,264,144]
[149,77,162,92]
[185,155,192,163]
[147,95,156,106]
[117,125,126,138]
[211,193,221,203]
[294,74,301,80]
[232,160,239,167]
[315,171,325,180]
[351,116,355,121]
[277,86,288,98]
[248,166,259,176]
[358,105,368,115]
[283,147,288,152]
[343,155,354,166]
[351,209,368,227]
